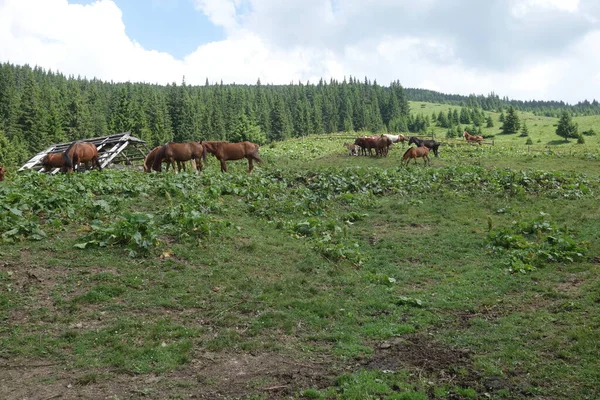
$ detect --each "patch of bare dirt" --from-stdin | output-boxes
[365,334,474,378]
[0,352,336,400]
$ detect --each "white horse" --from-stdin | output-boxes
[383,134,408,147]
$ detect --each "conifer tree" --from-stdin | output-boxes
[501,106,520,134]
[556,111,578,141]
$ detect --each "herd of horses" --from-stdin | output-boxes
[0,131,484,179]
[345,133,444,166]
[36,140,263,175]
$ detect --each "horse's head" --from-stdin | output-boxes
[408,137,417,146]
[0,164,5,181]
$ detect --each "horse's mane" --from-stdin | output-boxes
[151,144,168,172]
[62,141,81,170]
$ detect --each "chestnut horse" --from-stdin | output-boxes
[463,131,483,145]
[41,153,65,172]
[62,141,102,172]
[144,146,185,173]
[0,164,6,181]
[202,141,263,173]
[151,142,206,173]
[408,136,441,158]
[401,145,431,166]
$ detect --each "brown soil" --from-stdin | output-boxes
[0,352,335,400]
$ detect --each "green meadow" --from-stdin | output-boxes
[1,112,599,399]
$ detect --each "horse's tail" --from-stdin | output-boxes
[152,144,167,172]
[201,142,207,161]
[62,141,78,171]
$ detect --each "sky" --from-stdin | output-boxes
[0,0,599,104]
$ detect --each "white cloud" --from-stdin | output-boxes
[0,0,599,103]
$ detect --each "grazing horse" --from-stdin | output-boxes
[40,153,65,172]
[376,135,393,156]
[151,142,206,173]
[463,131,483,145]
[383,134,408,147]
[0,164,6,181]
[202,141,263,173]
[408,136,441,158]
[354,136,377,156]
[401,145,431,166]
[144,146,186,173]
[343,142,358,156]
[62,141,102,172]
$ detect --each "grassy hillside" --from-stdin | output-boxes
[409,101,600,149]
[1,137,599,399]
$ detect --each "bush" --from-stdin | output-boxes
[582,129,597,136]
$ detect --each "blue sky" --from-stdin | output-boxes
[1,0,599,102]
[69,0,224,58]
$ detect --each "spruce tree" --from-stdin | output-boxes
[556,111,578,141]
[486,115,494,128]
[501,106,520,134]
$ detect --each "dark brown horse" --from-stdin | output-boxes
[463,130,483,145]
[202,141,262,173]
[401,145,431,166]
[144,146,186,173]
[62,141,102,172]
[151,142,206,173]
[0,164,6,181]
[41,153,65,172]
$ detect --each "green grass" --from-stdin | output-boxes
[1,132,600,399]
[409,100,600,150]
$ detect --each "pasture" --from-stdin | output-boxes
[1,135,599,400]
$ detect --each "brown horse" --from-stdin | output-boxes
[144,146,186,173]
[463,131,483,144]
[0,164,6,181]
[376,135,393,156]
[41,153,65,172]
[401,145,431,166]
[151,142,206,173]
[202,141,262,173]
[62,141,102,172]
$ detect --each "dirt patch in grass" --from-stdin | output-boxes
[362,334,521,397]
[0,352,336,400]
[365,334,474,378]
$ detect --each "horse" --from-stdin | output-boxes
[40,153,65,172]
[62,141,102,173]
[144,146,186,173]
[0,164,6,181]
[354,136,378,156]
[408,136,441,158]
[202,141,262,173]
[383,134,408,147]
[343,142,358,156]
[151,142,206,173]
[375,134,393,156]
[401,145,431,166]
[463,131,483,145]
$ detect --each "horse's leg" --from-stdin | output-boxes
[190,159,198,174]
[248,158,254,174]
[220,159,227,172]
[170,159,177,174]
[196,158,203,172]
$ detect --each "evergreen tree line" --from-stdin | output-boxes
[0,63,415,166]
[406,88,600,117]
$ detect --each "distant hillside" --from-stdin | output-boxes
[405,88,600,117]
